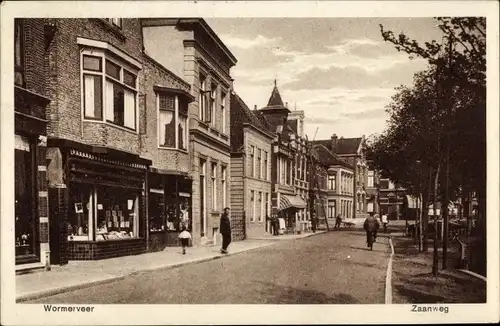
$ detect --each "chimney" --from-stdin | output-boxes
[285,102,288,108]
[254,105,257,111]
[331,134,338,153]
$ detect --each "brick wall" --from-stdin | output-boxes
[22,19,48,98]
[46,18,143,155]
[139,54,192,172]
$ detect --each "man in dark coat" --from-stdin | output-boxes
[220,207,232,253]
[363,212,380,247]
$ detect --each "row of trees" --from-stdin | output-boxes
[365,17,486,276]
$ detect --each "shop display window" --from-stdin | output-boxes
[68,184,140,241]
[15,134,36,257]
[149,192,165,232]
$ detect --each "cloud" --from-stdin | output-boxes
[340,108,387,119]
[220,34,280,50]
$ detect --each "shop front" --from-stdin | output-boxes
[278,194,307,234]
[14,85,51,266]
[148,171,192,251]
[47,139,151,263]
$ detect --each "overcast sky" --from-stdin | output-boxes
[206,18,444,140]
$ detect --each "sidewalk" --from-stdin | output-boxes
[248,230,327,240]
[16,239,275,302]
[390,235,486,303]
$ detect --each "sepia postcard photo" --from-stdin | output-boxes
[1,1,499,325]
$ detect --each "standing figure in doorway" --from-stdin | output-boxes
[220,207,232,254]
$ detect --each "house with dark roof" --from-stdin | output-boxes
[229,92,274,239]
[313,144,355,220]
[256,81,309,234]
[308,146,329,229]
[312,133,378,219]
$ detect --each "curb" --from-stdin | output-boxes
[385,236,395,304]
[457,269,487,282]
[16,242,276,303]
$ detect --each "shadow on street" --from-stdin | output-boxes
[255,281,359,304]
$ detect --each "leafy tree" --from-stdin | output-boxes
[374,17,486,274]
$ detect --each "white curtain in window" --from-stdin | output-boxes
[105,80,114,122]
[159,110,174,147]
[124,90,135,129]
[84,75,95,118]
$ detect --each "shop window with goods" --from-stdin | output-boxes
[68,184,140,241]
[15,134,36,257]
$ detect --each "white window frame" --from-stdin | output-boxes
[221,89,227,134]
[257,149,262,179]
[157,93,188,150]
[210,81,218,126]
[221,165,227,208]
[200,158,207,236]
[250,190,255,222]
[80,49,139,133]
[199,73,208,123]
[105,18,123,29]
[368,170,374,188]
[250,145,255,178]
[211,162,217,211]
[258,192,263,222]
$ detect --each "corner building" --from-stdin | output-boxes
[45,19,152,263]
[142,19,237,246]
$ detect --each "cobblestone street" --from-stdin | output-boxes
[26,232,390,304]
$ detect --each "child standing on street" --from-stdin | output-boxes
[178,225,191,255]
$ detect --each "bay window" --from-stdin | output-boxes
[158,93,188,150]
[82,51,138,130]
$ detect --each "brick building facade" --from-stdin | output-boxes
[14,18,52,268]
[142,18,237,246]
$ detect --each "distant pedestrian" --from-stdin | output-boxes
[335,214,342,230]
[364,212,380,247]
[220,207,232,253]
[311,212,317,233]
[381,213,389,233]
[178,225,192,255]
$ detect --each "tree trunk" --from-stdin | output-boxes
[432,162,441,276]
[422,167,432,252]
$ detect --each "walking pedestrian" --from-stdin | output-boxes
[363,212,380,247]
[220,207,232,253]
[311,212,317,233]
[381,213,389,233]
[335,214,342,230]
[178,225,191,255]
